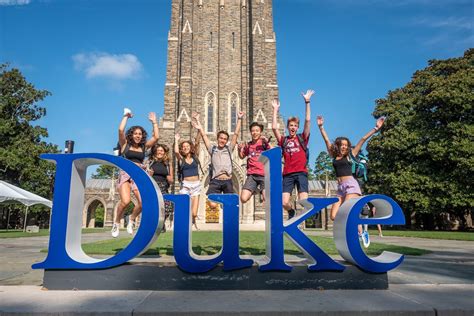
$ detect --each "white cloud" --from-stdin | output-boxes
[0,0,30,5]
[72,52,143,80]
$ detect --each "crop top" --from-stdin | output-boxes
[180,157,199,179]
[122,145,145,164]
[333,156,353,177]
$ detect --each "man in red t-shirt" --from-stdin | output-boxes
[272,90,314,219]
[238,122,272,204]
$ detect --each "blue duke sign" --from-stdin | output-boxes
[33,148,405,274]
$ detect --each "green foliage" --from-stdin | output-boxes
[314,151,336,180]
[92,165,119,179]
[366,49,474,229]
[0,64,59,212]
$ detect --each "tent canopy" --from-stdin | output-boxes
[0,180,52,208]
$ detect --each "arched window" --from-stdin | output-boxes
[228,92,239,132]
[205,92,216,133]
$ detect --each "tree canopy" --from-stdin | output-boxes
[366,49,473,229]
[0,64,59,201]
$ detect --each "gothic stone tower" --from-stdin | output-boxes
[159,0,283,224]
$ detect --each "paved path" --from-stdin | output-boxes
[0,231,473,315]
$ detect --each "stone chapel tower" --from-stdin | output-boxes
[159,0,283,225]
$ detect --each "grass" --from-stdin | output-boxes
[79,231,430,257]
[369,229,474,241]
[0,228,108,238]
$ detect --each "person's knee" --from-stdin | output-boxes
[119,199,130,208]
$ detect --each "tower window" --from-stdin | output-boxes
[229,92,239,132]
[232,32,235,49]
[205,92,216,133]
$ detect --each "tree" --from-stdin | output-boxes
[314,151,336,180]
[366,49,474,230]
[92,165,119,179]
[0,64,59,226]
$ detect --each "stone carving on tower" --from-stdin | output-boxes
[159,0,284,225]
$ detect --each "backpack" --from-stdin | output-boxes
[349,151,369,182]
[209,145,233,179]
[282,133,309,164]
[177,154,204,182]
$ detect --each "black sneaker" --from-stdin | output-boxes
[288,209,296,219]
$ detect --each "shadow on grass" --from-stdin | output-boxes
[110,246,304,256]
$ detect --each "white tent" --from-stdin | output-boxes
[0,180,52,231]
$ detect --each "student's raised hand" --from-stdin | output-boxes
[375,117,385,130]
[237,111,245,119]
[192,112,200,120]
[302,90,315,103]
[272,99,280,111]
[317,115,324,127]
[175,133,181,142]
[191,119,203,130]
[148,112,157,123]
[124,107,133,118]
[237,142,245,151]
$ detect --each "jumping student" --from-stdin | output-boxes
[317,115,384,246]
[148,143,174,232]
[238,122,272,204]
[272,90,315,219]
[112,110,159,238]
[174,116,203,230]
[192,111,244,211]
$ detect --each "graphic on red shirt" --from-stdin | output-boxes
[242,139,267,176]
[278,133,309,175]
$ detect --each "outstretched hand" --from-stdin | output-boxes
[302,90,315,103]
[192,119,203,130]
[192,112,200,120]
[237,111,245,119]
[375,117,385,130]
[175,133,180,142]
[148,112,157,123]
[317,115,324,127]
[272,99,280,111]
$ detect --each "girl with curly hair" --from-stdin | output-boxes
[112,111,159,238]
[148,143,174,231]
[317,115,384,245]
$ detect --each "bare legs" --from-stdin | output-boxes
[115,182,142,224]
[191,195,199,229]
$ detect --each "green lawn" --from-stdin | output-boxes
[79,231,430,257]
[0,228,108,238]
[369,229,474,241]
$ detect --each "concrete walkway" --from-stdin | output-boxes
[0,231,473,315]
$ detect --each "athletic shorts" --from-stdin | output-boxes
[282,172,308,194]
[337,177,362,197]
[207,179,234,195]
[179,180,202,197]
[242,174,265,194]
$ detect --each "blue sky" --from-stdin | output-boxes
[1,0,472,163]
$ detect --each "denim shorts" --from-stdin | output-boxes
[337,177,362,197]
[282,172,309,194]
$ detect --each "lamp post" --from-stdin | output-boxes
[65,140,75,154]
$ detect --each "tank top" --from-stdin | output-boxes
[181,157,199,178]
[150,161,169,184]
[333,156,353,177]
[122,144,145,164]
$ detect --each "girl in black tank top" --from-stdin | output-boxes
[148,143,174,232]
[316,115,385,223]
[112,111,160,238]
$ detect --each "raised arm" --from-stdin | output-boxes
[118,111,132,147]
[271,99,283,143]
[145,112,159,148]
[352,117,385,156]
[174,133,183,161]
[230,111,244,151]
[192,119,211,152]
[317,116,333,157]
[192,112,202,154]
[238,142,246,159]
[302,90,315,138]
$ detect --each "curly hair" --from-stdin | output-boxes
[151,143,170,164]
[179,140,196,158]
[331,137,352,158]
[126,126,147,147]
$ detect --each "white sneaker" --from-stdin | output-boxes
[127,220,135,235]
[361,231,371,248]
[111,223,119,238]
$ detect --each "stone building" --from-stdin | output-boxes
[158,0,285,225]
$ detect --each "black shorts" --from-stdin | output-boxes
[282,172,309,194]
[207,179,234,195]
[242,174,265,194]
